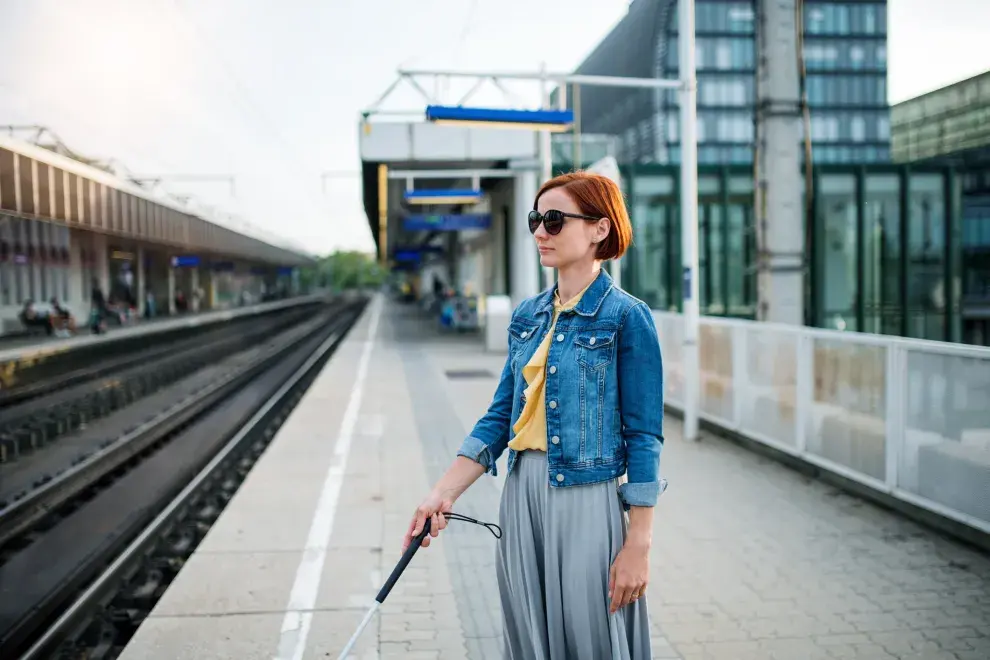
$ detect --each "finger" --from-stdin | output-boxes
[421,536,431,548]
[611,584,631,613]
[402,517,418,551]
[411,510,426,536]
[608,565,616,600]
[430,512,440,538]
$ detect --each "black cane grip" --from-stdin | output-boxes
[376,516,432,603]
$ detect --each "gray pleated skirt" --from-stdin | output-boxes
[496,450,652,659]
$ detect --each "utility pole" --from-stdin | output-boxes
[679,0,701,442]
[754,0,805,325]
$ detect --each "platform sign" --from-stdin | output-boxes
[402,214,492,232]
[171,255,201,268]
[393,249,422,263]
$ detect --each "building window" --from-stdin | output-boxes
[851,116,866,142]
[878,116,890,140]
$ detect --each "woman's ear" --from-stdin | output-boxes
[596,217,612,243]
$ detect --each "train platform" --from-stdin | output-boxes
[0,295,325,363]
[119,297,990,660]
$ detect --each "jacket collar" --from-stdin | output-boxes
[535,267,614,318]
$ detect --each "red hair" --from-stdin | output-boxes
[534,171,632,260]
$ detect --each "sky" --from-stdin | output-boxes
[1,0,988,257]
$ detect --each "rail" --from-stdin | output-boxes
[655,311,990,548]
[0,297,367,657]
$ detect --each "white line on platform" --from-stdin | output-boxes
[275,297,382,660]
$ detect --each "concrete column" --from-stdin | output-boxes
[190,268,200,311]
[510,170,540,305]
[92,232,110,296]
[136,245,146,317]
[167,262,176,315]
[755,0,804,325]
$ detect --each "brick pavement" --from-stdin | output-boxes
[377,302,990,660]
[121,299,990,659]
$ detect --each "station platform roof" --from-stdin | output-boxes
[0,134,313,268]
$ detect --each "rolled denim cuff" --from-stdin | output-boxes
[617,477,668,510]
[456,436,498,476]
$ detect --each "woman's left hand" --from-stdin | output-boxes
[608,540,650,613]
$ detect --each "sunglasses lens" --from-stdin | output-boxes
[543,210,564,235]
[527,210,542,234]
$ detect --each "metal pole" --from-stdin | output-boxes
[679,0,700,442]
[540,64,556,290]
[397,68,682,89]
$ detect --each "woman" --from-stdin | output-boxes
[403,171,667,659]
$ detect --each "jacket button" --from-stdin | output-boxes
[589,337,596,345]
[556,333,564,342]
[549,400,557,409]
[551,435,560,444]
[521,331,528,338]
[556,473,564,482]
[549,365,557,374]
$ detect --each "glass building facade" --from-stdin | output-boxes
[550,160,962,343]
[891,70,990,345]
[569,0,890,166]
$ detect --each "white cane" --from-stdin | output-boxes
[336,512,501,659]
[336,517,433,660]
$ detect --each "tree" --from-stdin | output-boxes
[300,250,387,292]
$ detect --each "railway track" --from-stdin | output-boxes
[0,296,367,659]
[0,304,317,464]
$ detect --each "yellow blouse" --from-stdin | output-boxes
[508,281,593,452]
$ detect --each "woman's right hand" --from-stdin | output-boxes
[402,490,454,551]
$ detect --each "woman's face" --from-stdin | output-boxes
[532,187,610,270]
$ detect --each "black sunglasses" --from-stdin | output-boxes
[528,209,600,235]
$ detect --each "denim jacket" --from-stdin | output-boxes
[456,268,668,508]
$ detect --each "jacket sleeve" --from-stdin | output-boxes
[616,301,668,509]
[455,323,516,476]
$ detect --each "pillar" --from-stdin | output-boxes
[190,268,200,312]
[755,0,804,324]
[510,170,540,305]
[167,261,176,315]
[136,246,146,316]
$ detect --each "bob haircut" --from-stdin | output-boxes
[533,171,633,261]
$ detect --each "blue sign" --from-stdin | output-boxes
[404,189,481,202]
[393,250,422,263]
[172,255,201,268]
[403,214,492,232]
[425,105,574,127]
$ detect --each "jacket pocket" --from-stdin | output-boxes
[574,331,616,370]
[508,319,540,369]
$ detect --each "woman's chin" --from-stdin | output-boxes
[539,251,559,268]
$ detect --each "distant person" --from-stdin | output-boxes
[403,171,664,658]
[90,278,109,334]
[49,297,76,336]
[19,299,54,336]
[145,290,157,318]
